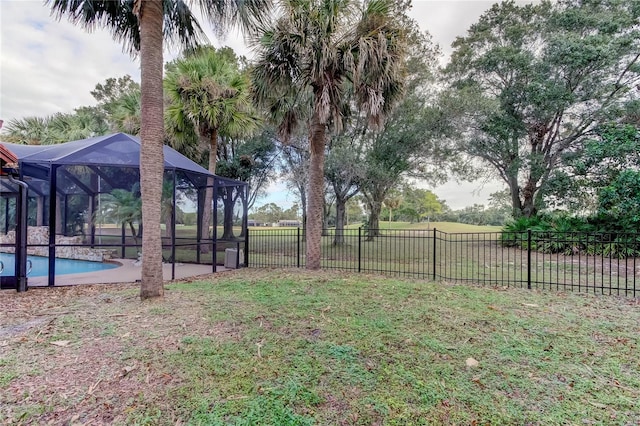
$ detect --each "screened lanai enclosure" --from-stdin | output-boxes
[0,133,248,291]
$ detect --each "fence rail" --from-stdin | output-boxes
[248,228,639,297]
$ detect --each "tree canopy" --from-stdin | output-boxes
[443,0,640,218]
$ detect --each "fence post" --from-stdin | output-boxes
[245,229,250,268]
[296,227,301,268]
[121,223,126,259]
[527,229,532,290]
[358,227,362,273]
[433,228,437,281]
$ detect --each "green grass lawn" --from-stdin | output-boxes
[1,269,638,424]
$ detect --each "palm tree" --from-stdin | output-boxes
[98,184,143,244]
[161,179,176,240]
[111,89,142,134]
[1,116,53,145]
[164,46,259,248]
[252,0,407,269]
[48,109,110,141]
[1,109,109,144]
[48,0,270,299]
[383,194,402,226]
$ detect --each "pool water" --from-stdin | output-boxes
[0,253,118,277]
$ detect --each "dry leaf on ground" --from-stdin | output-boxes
[466,357,479,368]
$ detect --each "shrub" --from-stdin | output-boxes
[500,212,640,257]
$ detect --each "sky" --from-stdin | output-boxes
[0,0,507,210]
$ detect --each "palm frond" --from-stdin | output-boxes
[112,89,142,134]
[47,0,207,55]
[252,0,407,134]
[163,0,208,52]
[164,46,259,157]
[197,0,272,38]
[47,0,140,54]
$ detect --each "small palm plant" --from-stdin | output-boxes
[383,195,403,227]
[98,183,142,245]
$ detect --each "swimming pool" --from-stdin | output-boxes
[0,253,118,277]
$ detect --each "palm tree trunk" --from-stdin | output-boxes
[129,221,138,245]
[36,196,44,226]
[55,195,63,234]
[139,0,165,300]
[306,111,326,270]
[200,128,218,254]
[164,213,173,240]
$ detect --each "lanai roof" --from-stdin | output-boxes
[0,133,239,195]
[4,132,209,174]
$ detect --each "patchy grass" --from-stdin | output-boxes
[1,269,639,425]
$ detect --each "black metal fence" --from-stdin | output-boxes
[248,228,639,297]
[0,225,247,289]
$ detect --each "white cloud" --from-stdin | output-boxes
[0,1,140,119]
[409,0,497,61]
[0,0,526,208]
[252,180,298,211]
[431,179,506,210]
[1,1,510,120]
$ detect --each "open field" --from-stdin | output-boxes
[1,269,639,424]
[345,221,502,233]
[248,222,501,269]
[82,222,491,266]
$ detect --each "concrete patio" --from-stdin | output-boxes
[27,259,227,287]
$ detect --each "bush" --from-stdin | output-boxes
[500,212,640,258]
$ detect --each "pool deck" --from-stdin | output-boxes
[27,259,228,287]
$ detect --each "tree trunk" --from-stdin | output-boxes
[138,0,165,300]
[521,177,538,218]
[55,195,62,234]
[200,129,218,253]
[508,176,523,218]
[333,197,346,246]
[129,221,138,245]
[322,200,330,237]
[221,188,235,240]
[164,210,173,240]
[298,181,307,241]
[36,196,43,226]
[366,200,382,241]
[306,111,326,270]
